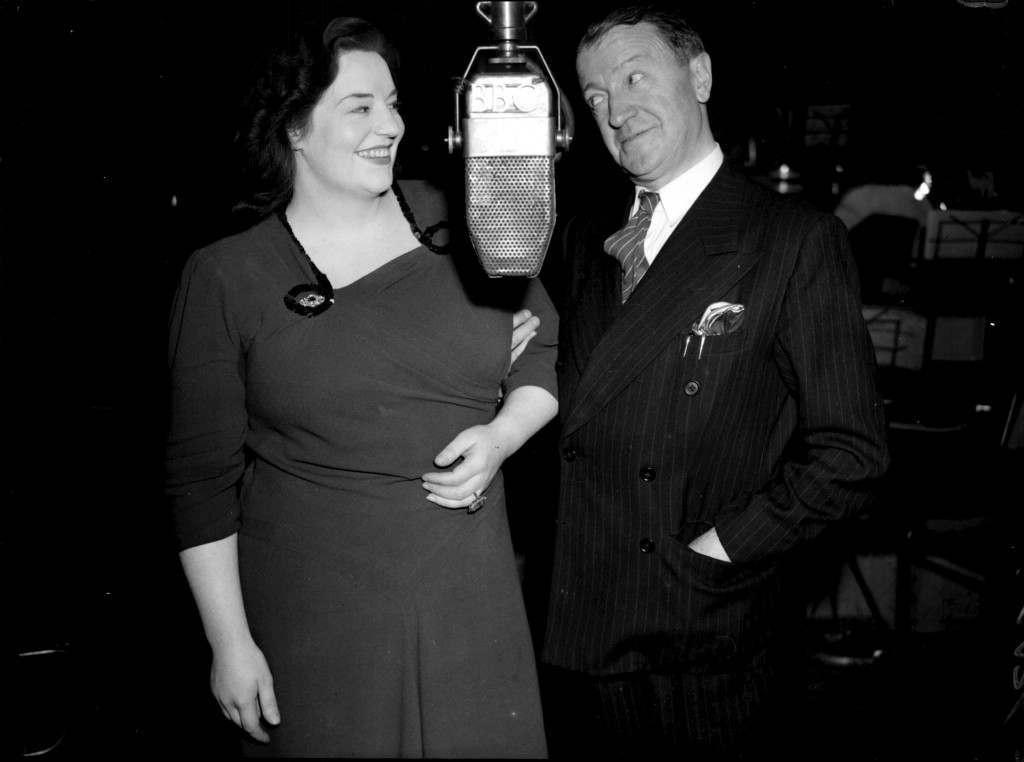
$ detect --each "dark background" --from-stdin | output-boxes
[4,0,1022,758]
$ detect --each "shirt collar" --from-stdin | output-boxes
[633,143,724,226]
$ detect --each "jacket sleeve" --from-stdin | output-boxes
[164,249,249,551]
[714,214,890,563]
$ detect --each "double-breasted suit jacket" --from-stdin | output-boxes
[542,164,889,700]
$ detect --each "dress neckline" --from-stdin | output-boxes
[274,183,447,316]
[331,243,427,293]
[276,212,428,292]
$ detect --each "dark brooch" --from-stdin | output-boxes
[283,268,335,317]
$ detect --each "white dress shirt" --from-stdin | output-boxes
[631,143,725,265]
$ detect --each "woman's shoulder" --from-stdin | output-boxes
[176,214,300,295]
[397,178,451,252]
[189,214,284,269]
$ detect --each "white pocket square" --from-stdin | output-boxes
[693,301,745,336]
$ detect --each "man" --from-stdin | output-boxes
[541,5,890,758]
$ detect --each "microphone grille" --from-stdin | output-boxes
[466,156,555,277]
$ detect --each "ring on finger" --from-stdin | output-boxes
[468,490,487,514]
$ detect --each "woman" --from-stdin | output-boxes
[165,17,557,758]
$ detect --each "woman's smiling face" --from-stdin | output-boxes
[291,49,404,200]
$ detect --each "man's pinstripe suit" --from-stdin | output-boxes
[541,162,890,749]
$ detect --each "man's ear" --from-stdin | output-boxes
[690,52,712,103]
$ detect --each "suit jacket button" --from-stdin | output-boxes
[639,537,656,553]
[684,380,701,396]
[562,446,578,462]
[639,466,657,482]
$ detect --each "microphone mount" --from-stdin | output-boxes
[480,0,535,57]
[446,1,573,154]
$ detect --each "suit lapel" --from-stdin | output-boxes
[563,167,763,438]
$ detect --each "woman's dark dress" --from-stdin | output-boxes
[165,213,557,757]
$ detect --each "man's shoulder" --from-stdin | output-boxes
[719,167,838,233]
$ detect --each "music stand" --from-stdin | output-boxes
[921,209,1024,261]
[911,208,1023,383]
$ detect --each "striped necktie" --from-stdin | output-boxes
[604,191,660,303]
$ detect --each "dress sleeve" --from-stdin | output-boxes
[164,249,249,551]
[504,277,559,399]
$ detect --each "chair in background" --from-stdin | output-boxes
[835,183,930,304]
[16,645,73,758]
[892,389,1021,632]
[887,418,986,637]
[805,508,903,668]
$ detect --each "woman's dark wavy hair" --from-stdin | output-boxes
[578,4,705,65]
[234,17,400,215]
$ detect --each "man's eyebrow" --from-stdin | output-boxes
[581,53,646,91]
[613,53,646,72]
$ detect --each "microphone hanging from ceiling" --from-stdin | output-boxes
[447,1,574,278]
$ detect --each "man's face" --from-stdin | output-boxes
[577,22,712,190]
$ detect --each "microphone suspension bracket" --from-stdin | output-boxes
[447,1,573,155]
